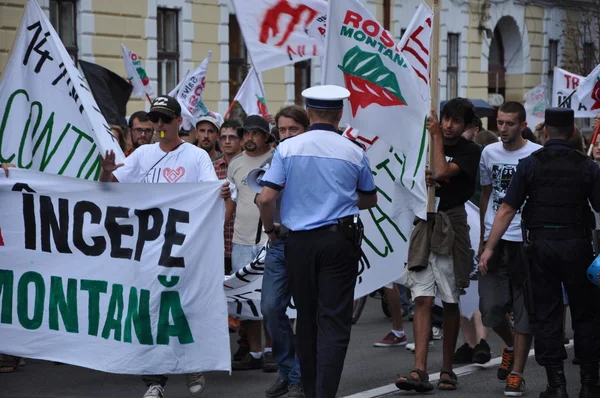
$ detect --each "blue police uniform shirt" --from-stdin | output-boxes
[261,123,377,231]
[503,139,600,212]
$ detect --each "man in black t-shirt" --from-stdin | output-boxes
[397,98,481,393]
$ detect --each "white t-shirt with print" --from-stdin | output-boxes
[113,142,218,183]
[480,140,542,242]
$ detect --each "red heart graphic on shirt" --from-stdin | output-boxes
[163,167,186,183]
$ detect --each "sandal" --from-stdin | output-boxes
[437,368,458,390]
[0,354,20,373]
[395,368,434,392]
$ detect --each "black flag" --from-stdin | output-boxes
[79,60,133,127]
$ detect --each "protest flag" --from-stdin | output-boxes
[176,51,212,129]
[79,60,133,128]
[576,63,600,112]
[226,68,269,119]
[121,44,154,103]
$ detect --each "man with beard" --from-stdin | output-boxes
[196,113,222,161]
[127,111,154,156]
[478,102,541,397]
[227,115,276,372]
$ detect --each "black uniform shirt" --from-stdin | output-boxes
[503,139,600,212]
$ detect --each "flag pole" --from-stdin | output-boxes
[427,0,441,213]
[145,93,153,105]
[224,100,237,119]
[587,119,600,157]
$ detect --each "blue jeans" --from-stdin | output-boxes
[261,239,301,385]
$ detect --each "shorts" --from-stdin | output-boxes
[231,243,263,273]
[400,252,459,304]
[478,240,531,334]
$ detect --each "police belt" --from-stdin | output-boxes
[289,224,340,235]
[527,227,590,240]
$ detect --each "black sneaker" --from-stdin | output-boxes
[233,345,249,362]
[453,343,474,364]
[472,339,492,364]
[504,373,526,397]
[265,377,289,398]
[288,383,305,398]
[263,351,278,373]
[232,353,264,370]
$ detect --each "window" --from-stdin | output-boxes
[583,42,594,75]
[548,40,559,98]
[49,0,77,62]
[157,8,179,95]
[294,60,311,105]
[383,0,391,31]
[447,33,459,100]
[229,14,249,103]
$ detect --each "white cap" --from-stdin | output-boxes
[302,85,350,109]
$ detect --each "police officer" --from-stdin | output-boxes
[480,108,600,398]
[256,85,377,398]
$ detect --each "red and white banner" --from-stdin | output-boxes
[232,0,327,72]
[576,63,600,112]
[121,44,154,100]
[396,1,433,102]
[552,67,599,118]
[234,68,269,119]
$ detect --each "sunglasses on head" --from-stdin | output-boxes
[148,113,174,124]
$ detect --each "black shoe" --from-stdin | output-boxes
[263,351,278,373]
[472,339,492,364]
[265,377,289,398]
[453,343,474,364]
[540,365,569,398]
[232,353,264,370]
[233,346,249,362]
[539,385,569,397]
[288,383,305,398]
[579,362,600,398]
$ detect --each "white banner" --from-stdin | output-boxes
[234,68,270,119]
[232,0,327,72]
[0,0,124,179]
[0,170,230,374]
[121,44,154,100]
[524,84,547,127]
[177,51,212,123]
[552,67,599,117]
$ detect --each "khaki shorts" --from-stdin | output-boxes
[400,252,460,304]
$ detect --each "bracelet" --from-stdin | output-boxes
[264,227,274,234]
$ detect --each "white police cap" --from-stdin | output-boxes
[302,85,350,110]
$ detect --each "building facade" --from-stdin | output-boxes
[0,0,597,123]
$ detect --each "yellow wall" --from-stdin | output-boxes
[0,0,26,77]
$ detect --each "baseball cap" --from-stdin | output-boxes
[148,95,181,118]
[196,113,222,131]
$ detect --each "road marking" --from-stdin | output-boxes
[342,340,574,398]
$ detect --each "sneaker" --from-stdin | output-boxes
[453,343,474,364]
[497,348,515,382]
[263,351,278,373]
[472,339,492,364]
[233,345,249,362]
[504,374,526,397]
[265,377,289,398]
[287,383,305,398]
[406,340,435,352]
[373,332,408,347]
[186,373,205,396]
[432,326,443,340]
[143,385,164,398]
[232,353,264,370]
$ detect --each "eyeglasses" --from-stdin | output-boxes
[131,128,154,135]
[219,135,240,142]
[148,113,174,124]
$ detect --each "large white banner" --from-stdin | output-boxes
[552,67,599,118]
[232,0,327,72]
[0,170,230,374]
[0,0,124,179]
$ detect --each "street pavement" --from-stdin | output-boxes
[1,297,582,398]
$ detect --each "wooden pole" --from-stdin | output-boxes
[223,100,237,119]
[427,0,441,213]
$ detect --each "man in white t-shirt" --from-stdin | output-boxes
[478,101,542,397]
[99,95,230,398]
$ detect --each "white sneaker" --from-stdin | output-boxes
[143,385,164,398]
[186,372,206,396]
[432,326,443,340]
[406,341,435,352]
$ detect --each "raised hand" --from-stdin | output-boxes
[99,150,124,173]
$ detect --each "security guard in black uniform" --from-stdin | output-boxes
[480,108,600,398]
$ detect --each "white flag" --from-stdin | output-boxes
[0,0,124,179]
[323,0,428,219]
[576,63,600,112]
[177,51,212,121]
[168,70,190,98]
[552,67,599,117]
[232,0,327,72]
[121,44,154,99]
[396,1,433,102]
[234,69,269,119]
[524,84,547,127]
